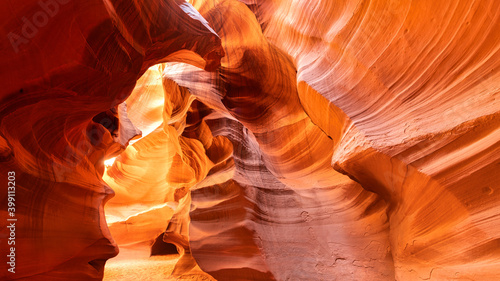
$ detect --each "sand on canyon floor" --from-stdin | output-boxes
[103,245,215,281]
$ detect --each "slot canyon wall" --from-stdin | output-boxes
[0,0,499,280]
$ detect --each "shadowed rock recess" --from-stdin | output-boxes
[1,0,499,280]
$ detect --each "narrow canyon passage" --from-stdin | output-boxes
[1,0,499,280]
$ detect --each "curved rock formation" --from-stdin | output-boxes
[1,0,499,280]
[259,1,500,279]
[0,0,222,279]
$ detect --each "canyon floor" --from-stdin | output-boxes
[103,246,215,281]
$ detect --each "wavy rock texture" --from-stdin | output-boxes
[257,0,500,279]
[0,0,222,280]
[1,0,499,280]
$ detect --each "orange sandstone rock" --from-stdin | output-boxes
[1,0,499,280]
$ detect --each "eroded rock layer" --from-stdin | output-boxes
[0,0,222,279]
[1,0,499,280]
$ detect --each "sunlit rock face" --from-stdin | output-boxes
[1,0,499,281]
[0,0,222,280]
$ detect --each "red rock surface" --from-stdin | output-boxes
[1,0,499,280]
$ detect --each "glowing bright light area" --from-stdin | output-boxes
[104,157,117,167]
